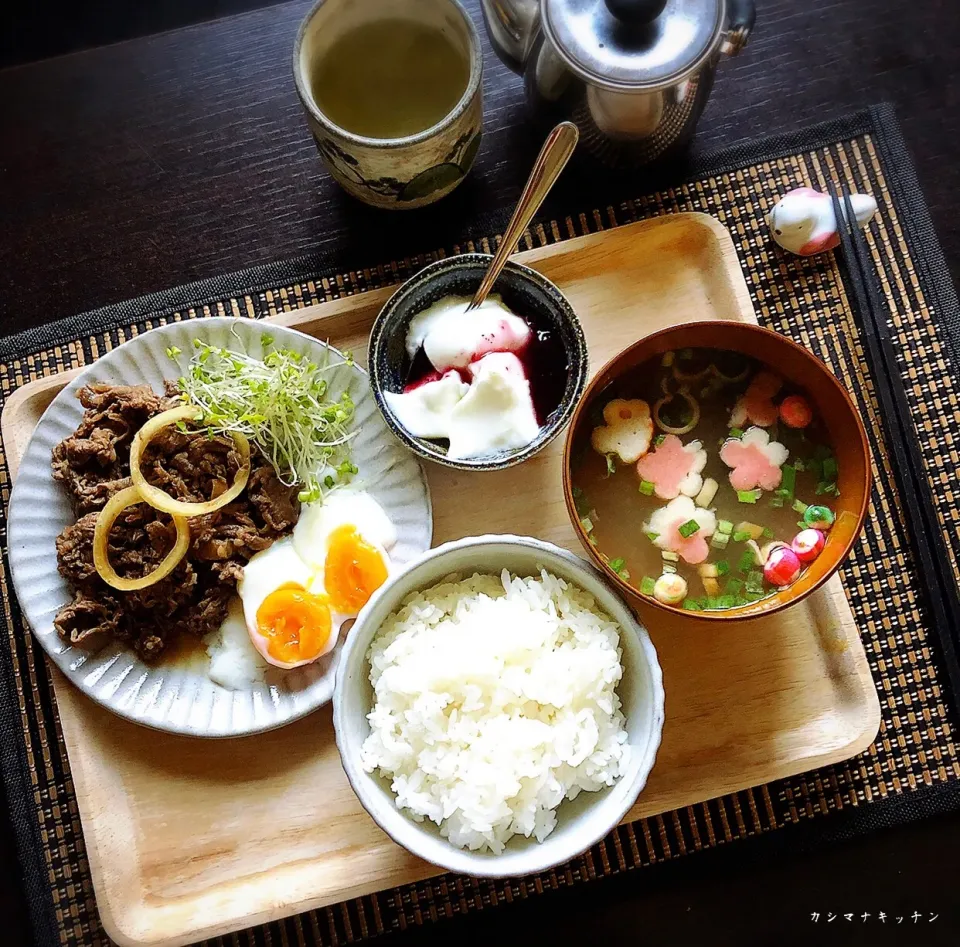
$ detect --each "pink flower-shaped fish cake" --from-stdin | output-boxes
[720,426,789,492]
[636,434,706,500]
[729,371,783,428]
[646,495,717,565]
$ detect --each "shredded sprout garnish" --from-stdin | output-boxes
[172,338,356,503]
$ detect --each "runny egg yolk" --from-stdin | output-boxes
[255,584,332,664]
[324,524,389,614]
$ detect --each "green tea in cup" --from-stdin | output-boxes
[293,0,483,209]
[309,19,469,140]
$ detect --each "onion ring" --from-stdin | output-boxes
[653,388,701,436]
[93,486,190,591]
[129,405,251,518]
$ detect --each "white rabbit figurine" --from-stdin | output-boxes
[767,187,878,256]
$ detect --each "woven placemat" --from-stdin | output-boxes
[2,104,959,947]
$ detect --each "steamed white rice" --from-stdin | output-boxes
[361,569,630,853]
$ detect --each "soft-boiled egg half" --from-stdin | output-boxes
[238,490,396,669]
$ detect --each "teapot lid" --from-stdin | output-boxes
[542,0,724,90]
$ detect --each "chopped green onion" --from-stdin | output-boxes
[737,489,761,504]
[661,551,680,562]
[609,557,627,574]
[645,531,659,542]
[762,527,775,539]
[639,479,656,496]
[728,427,744,439]
[732,529,751,543]
[792,498,809,514]
[654,434,666,447]
[572,487,590,516]
[793,458,806,472]
[777,464,796,500]
[710,533,730,550]
[661,562,677,574]
[640,576,657,596]
[678,519,701,538]
[716,560,730,576]
[717,519,734,535]
[769,495,785,508]
[738,549,757,573]
[816,481,837,495]
[605,454,617,477]
[580,515,594,533]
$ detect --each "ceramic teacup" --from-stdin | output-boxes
[293,0,483,209]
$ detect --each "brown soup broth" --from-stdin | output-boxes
[571,348,838,611]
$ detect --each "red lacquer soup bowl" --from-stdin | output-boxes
[562,321,872,622]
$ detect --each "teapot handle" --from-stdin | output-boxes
[721,0,756,56]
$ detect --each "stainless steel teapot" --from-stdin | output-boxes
[480,0,755,167]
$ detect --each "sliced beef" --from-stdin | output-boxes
[53,383,162,514]
[140,429,240,504]
[54,590,122,646]
[56,512,99,585]
[175,583,234,639]
[52,383,301,661]
[248,465,300,532]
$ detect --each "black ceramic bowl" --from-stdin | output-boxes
[368,254,588,471]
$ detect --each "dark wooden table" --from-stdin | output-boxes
[2,1,960,944]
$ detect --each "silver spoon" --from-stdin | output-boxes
[467,121,579,312]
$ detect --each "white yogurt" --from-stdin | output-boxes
[390,295,542,460]
[446,353,540,460]
[405,294,530,367]
[383,370,469,439]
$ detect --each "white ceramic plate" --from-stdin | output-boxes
[7,318,433,737]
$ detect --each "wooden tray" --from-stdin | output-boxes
[2,215,881,947]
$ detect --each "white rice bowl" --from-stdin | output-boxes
[360,569,631,854]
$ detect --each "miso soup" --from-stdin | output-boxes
[570,347,840,611]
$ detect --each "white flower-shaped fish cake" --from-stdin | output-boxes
[590,398,654,464]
